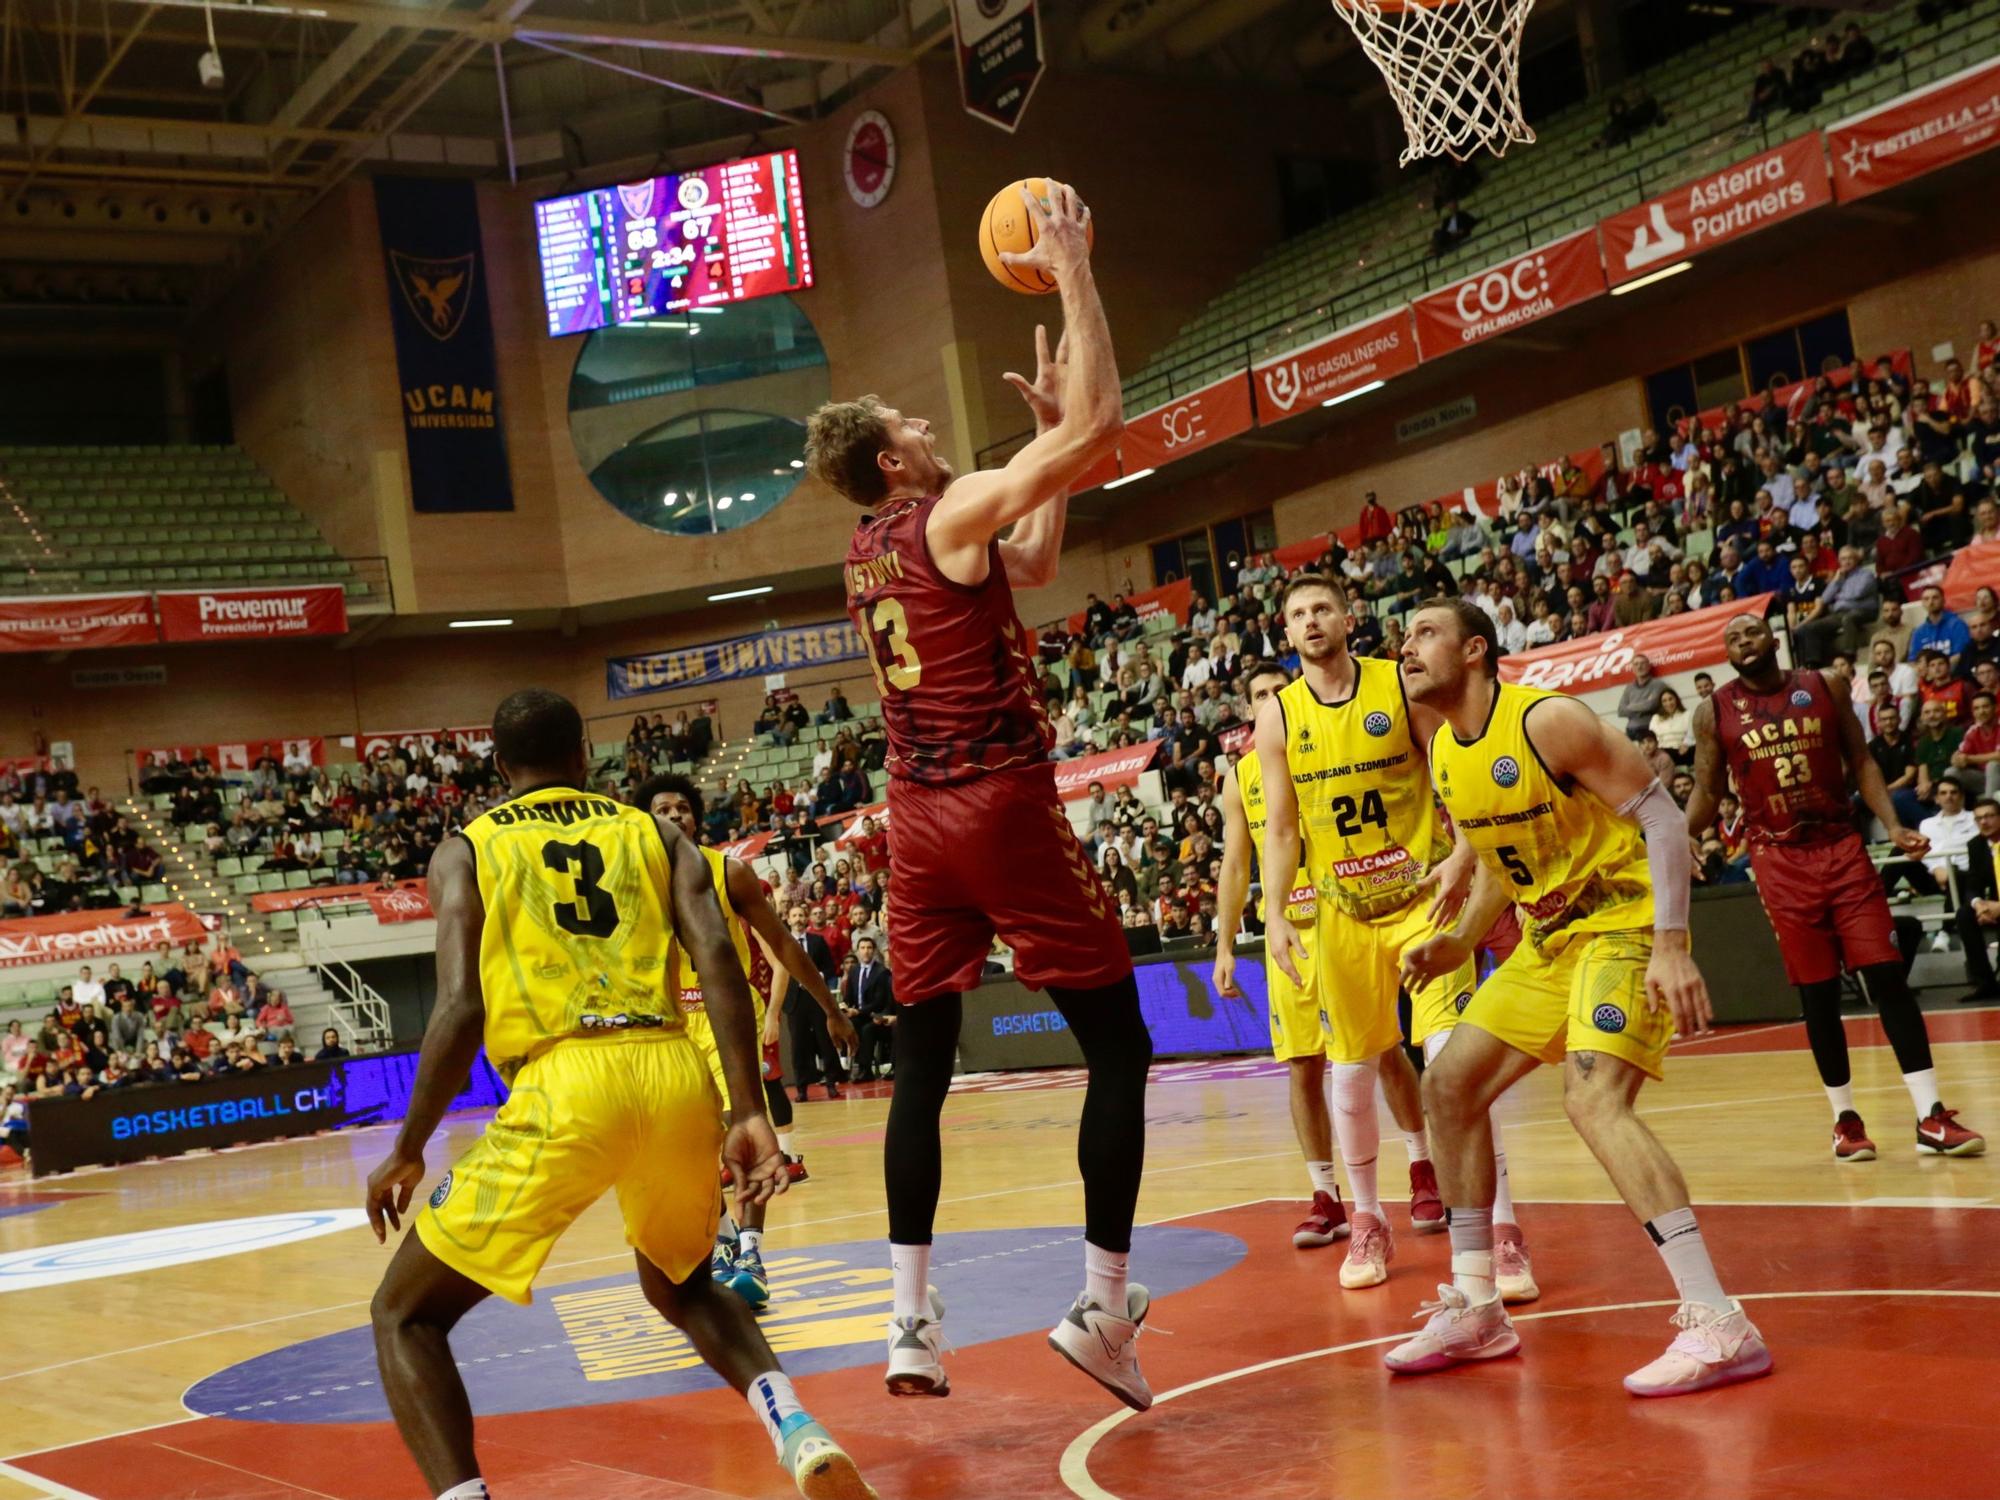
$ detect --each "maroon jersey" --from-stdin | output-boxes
[844,494,1052,785]
[1711,669,1855,846]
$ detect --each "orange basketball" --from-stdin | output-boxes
[979,177,1093,295]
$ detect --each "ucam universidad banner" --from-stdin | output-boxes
[1412,228,1607,360]
[373,176,514,513]
[1497,593,1777,694]
[1829,55,2000,201]
[155,585,348,643]
[608,620,868,700]
[0,593,155,652]
[1600,134,1832,287]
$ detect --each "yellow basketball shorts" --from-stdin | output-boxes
[683,989,768,1108]
[1313,897,1477,1064]
[416,1033,723,1305]
[1265,940,1329,1062]
[1458,927,1673,1080]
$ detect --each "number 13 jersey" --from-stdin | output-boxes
[459,786,684,1081]
[1427,683,1653,958]
[845,494,1052,785]
[1278,659,1439,920]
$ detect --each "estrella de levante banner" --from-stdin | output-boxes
[608,620,868,700]
[373,177,514,513]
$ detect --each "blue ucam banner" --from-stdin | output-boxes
[373,176,514,513]
[608,619,867,700]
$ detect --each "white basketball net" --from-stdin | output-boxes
[1331,0,1537,165]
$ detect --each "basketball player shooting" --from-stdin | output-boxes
[804,179,1159,1413]
[363,690,875,1500]
[1686,613,1984,1160]
[1394,601,1771,1396]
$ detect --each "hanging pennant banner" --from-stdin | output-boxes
[950,0,1045,132]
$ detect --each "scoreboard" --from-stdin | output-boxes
[535,149,813,337]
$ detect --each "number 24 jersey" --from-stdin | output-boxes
[459,786,684,1081]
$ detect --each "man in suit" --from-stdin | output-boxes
[1954,795,2000,1002]
[783,903,845,1099]
[841,937,896,1079]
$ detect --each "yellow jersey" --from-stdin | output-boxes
[459,785,683,1080]
[671,845,755,1018]
[1277,659,1438,920]
[1427,682,1653,956]
[1234,750,1317,925]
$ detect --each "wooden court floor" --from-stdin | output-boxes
[1,1009,1995,1500]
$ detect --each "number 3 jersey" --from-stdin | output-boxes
[459,786,684,1081]
[844,494,1052,785]
[1277,659,1440,920]
[1709,669,1854,845]
[1427,682,1653,957]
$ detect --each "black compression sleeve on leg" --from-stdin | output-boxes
[764,1076,793,1130]
[1798,977,1851,1088]
[1857,961,1935,1076]
[1047,975,1153,1255]
[882,994,963,1246]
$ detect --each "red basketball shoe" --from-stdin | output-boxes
[1916,1104,1986,1157]
[1409,1160,1445,1234]
[1292,1190,1350,1248]
[1832,1110,1876,1162]
[785,1155,811,1184]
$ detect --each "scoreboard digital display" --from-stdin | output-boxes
[534,149,813,336]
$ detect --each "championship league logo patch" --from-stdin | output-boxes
[1491,756,1522,788]
[1363,711,1393,738]
[429,1170,454,1210]
[1455,990,1473,1014]
[1592,1003,1627,1034]
[1790,689,1814,707]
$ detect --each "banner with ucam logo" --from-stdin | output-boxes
[0,904,209,970]
[1412,228,1606,360]
[1497,594,1776,694]
[1829,55,2000,202]
[1252,307,1420,427]
[1601,135,1831,288]
[1118,372,1255,471]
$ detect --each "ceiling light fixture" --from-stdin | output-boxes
[1102,468,1155,489]
[708,585,775,602]
[1611,261,1693,296]
[448,617,513,629]
[1323,380,1385,408]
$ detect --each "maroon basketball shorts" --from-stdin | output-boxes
[885,763,1132,1003]
[1748,833,1901,987]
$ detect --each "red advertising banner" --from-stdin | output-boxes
[137,737,325,773]
[1829,57,2000,202]
[718,832,775,862]
[1119,372,1256,472]
[0,593,156,653]
[0,903,209,970]
[249,878,427,914]
[1264,534,1336,571]
[1065,577,1194,636]
[1601,135,1831,287]
[1073,451,1120,494]
[1497,593,1776,693]
[155,584,348,644]
[1052,741,1160,801]
[830,802,892,848]
[358,725,494,760]
[1412,229,1606,360]
[1253,307,1421,426]
[1688,349,1914,437]
[1942,540,2000,614]
[365,885,434,924]
[1218,722,1255,757]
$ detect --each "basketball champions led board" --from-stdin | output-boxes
[535,149,813,336]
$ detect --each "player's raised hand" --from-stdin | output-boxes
[1645,942,1713,1037]
[364,1145,426,1243]
[722,1115,789,1213]
[1401,931,1470,991]
[999,180,1093,283]
[1265,909,1310,988]
[1212,945,1240,998]
[1003,323,1067,431]
[1890,825,1930,858]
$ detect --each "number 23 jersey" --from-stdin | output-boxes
[459,786,684,1080]
[1427,683,1653,957]
[844,494,1052,785]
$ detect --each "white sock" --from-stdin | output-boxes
[1404,1128,1430,1164]
[739,1227,763,1255]
[1329,1061,1381,1217]
[745,1371,804,1460]
[436,1482,489,1500]
[1084,1241,1129,1311]
[1306,1159,1341,1196]
[1903,1068,1941,1119]
[778,1130,797,1157]
[891,1242,931,1321]
[1825,1080,1857,1118]
[1491,1142,1516,1228]
[1449,1206,1496,1302]
[1645,1206,1732,1315]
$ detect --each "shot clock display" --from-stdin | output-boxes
[535,148,813,336]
